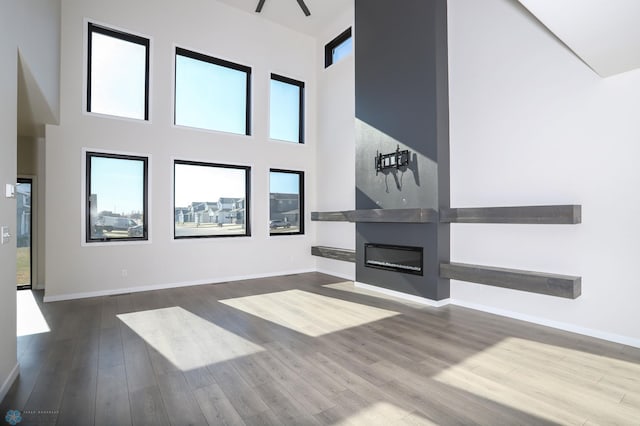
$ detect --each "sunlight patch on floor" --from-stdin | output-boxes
[332,402,434,425]
[432,337,640,424]
[17,290,50,337]
[219,289,399,337]
[118,306,263,371]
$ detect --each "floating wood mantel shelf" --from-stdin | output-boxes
[440,205,581,224]
[440,262,581,299]
[311,246,356,263]
[311,208,438,223]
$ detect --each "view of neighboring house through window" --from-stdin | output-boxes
[269,169,304,235]
[270,74,304,143]
[86,152,148,242]
[175,47,251,135]
[174,161,251,238]
[87,23,150,120]
[325,27,353,68]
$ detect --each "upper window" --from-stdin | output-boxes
[86,152,148,243]
[269,169,304,236]
[325,28,352,68]
[270,74,304,144]
[87,23,150,120]
[175,48,251,135]
[174,160,251,239]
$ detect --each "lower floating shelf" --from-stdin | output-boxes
[440,262,581,299]
[311,246,356,263]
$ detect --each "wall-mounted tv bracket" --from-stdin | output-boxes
[375,145,410,175]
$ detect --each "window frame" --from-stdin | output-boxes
[174,47,252,136]
[269,168,305,236]
[270,73,305,144]
[87,22,150,120]
[85,151,149,243]
[324,27,352,68]
[173,160,252,240]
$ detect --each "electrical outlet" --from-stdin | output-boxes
[121,269,128,277]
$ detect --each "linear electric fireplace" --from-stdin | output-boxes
[364,243,423,276]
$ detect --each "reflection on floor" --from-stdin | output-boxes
[2,272,639,425]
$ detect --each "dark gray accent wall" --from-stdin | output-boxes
[355,0,450,300]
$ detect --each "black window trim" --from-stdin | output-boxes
[270,73,305,144]
[173,159,252,239]
[86,151,149,243]
[324,27,352,68]
[87,22,150,120]
[174,47,252,136]
[269,168,305,236]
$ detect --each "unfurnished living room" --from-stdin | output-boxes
[1,0,640,425]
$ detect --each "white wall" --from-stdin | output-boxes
[0,0,60,401]
[448,0,640,344]
[314,7,356,280]
[0,2,19,402]
[45,0,319,299]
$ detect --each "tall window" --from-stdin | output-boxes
[86,152,148,242]
[87,23,150,120]
[174,161,251,238]
[175,48,251,135]
[269,169,304,235]
[270,74,304,144]
[325,28,352,68]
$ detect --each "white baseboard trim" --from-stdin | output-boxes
[354,281,451,307]
[42,268,316,302]
[450,300,640,349]
[0,363,20,403]
[315,268,355,281]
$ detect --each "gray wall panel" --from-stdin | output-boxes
[355,0,449,300]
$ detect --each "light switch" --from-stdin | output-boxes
[5,184,15,198]
[1,226,10,244]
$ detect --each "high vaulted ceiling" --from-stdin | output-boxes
[518,0,640,77]
[221,0,640,78]
[216,0,349,37]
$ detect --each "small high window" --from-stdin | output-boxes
[269,169,304,236]
[175,48,251,135]
[86,152,148,242]
[324,28,352,68]
[87,23,150,120]
[270,74,304,144]
[174,161,251,238]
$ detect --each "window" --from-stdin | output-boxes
[86,152,148,242]
[87,23,150,120]
[270,74,304,144]
[174,161,251,238]
[269,169,304,235]
[175,48,251,135]
[324,28,352,68]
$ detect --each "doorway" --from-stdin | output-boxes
[16,178,32,290]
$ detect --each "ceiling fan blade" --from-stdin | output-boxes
[256,0,266,13]
[296,0,311,16]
